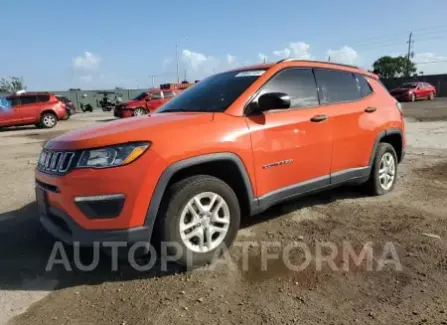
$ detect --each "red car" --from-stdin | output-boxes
[114,88,182,118]
[0,92,67,129]
[389,81,436,102]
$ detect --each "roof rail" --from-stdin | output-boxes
[276,59,359,70]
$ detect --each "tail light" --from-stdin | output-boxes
[395,101,403,115]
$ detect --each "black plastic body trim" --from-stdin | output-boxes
[40,206,150,246]
[143,153,256,238]
[369,128,404,165]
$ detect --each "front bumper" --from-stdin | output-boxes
[34,148,167,245]
[391,92,411,101]
[114,108,134,118]
[40,203,151,246]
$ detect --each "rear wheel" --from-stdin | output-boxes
[133,107,147,116]
[158,175,241,268]
[364,143,398,196]
[40,112,57,129]
[429,91,435,100]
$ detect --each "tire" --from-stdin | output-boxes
[157,175,241,268]
[429,92,435,100]
[410,93,416,102]
[364,143,398,196]
[133,107,147,117]
[40,112,57,129]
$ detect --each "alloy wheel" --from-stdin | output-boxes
[378,152,396,191]
[179,192,230,253]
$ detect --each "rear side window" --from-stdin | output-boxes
[258,68,319,108]
[314,69,360,104]
[37,95,50,102]
[355,74,373,97]
[20,96,37,105]
[163,91,175,98]
[151,92,162,99]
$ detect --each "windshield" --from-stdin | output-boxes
[133,92,148,100]
[156,69,266,113]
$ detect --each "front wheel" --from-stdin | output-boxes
[40,113,57,129]
[158,175,241,268]
[410,93,416,102]
[133,107,147,116]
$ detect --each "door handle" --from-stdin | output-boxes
[364,106,377,113]
[310,114,328,122]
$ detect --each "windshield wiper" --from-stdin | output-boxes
[159,108,188,113]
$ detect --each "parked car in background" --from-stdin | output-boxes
[56,95,76,119]
[36,59,405,268]
[114,83,195,118]
[0,92,67,129]
[389,81,436,102]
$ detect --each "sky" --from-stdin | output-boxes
[2,0,447,90]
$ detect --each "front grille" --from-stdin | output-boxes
[38,150,75,174]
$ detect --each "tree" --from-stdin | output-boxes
[0,76,26,92]
[372,56,417,78]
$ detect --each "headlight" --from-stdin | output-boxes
[76,142,150,169]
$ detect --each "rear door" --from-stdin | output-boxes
[16,95,39,123]
[313,69,376,182]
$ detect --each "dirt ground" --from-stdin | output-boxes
[1,102,446,325]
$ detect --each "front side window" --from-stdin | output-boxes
[133,92,148,101]
[255,68,319,109]
[157,69,266,113]
[19,96,37,105]
[314,69,360,104]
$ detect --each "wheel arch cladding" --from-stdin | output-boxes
[143,153,256,236]
[369,128,404,166]
[41,110,57,118]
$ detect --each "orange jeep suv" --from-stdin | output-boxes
[36,59,405,267]
[0,92,67,129]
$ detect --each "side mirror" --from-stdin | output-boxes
[145,97,151,101]
[254,92,291,113]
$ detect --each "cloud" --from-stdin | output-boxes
[72,51,102,85]
[72,51,101,73]
[180,49,241,79]
[273,42,312,60]
[413,52,447,75]
[227,54,236,65]
[326,46,359,65]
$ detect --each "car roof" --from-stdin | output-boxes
[9,92,52,97]
[229,59,378,79]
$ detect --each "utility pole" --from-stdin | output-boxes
[328,56,331,62]
[176,41,180,83]
[406,32,414,77]
[149,75,156,88]
[184,69,187,82]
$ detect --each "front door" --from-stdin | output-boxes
[244,68,332,201]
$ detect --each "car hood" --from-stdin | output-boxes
[390,87,412,93]
[45,113,214,151]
